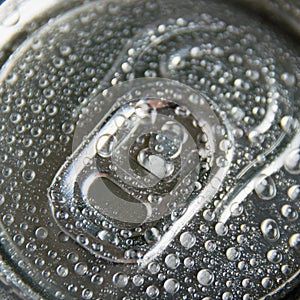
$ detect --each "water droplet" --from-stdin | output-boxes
[261,277,273,289]
[144,227,161,244]
[22,169,36,183]
[204,240,216,252]
[287,185,300,201]
[284,148,300,174]
[91,274,103,285]
[82,289,93,300]
[267,249,282,263]
[183,257,194,268]
[2,10,20,26]
[132,274,144,286]
[288,233,300,252]
[112,272,129,288]
[146,285,159,298]
[148,262,160,275]
[3,214,14,226]
[179,231,196,249]
[0,194,5,205]
[74,262,88,276]
[56,265,69,277]
[281,204,298,221]
[35,227,48,240]
[281,72,296,87]
[226,247,240,261]
[222,291,233,300]
[215,222,228,236]
[280,116,295,134]
[230,202,243,216]
[260,219,280,242]
[96,134,116,157]
[164,278,180,294]
[197,269,215,286]
[165,254,180,269]
[255,175,276,200]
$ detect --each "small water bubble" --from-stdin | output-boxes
[183,257,194,268]
[267,249,282,264]
[22,169,36,183]
[231,106,245,121]
[13,234,24,246]
[281,72,296,87]
[112,272,129,288]
[0,194,5,205]
[82,289,93,300]
[148,262,160,274]
[56,265,69,277]
[3,214,14,226]
[281,264,292,275]
[96,134,117,158]
[212,46,224,57]
[35,227,48,240]
[215,222,228,236]
[67,252,79,263]
[190,46,202,58]
[287,185,300,201]
[203,209,215,221]
[74,262,88,276]
[164,278,180,294]
[121,62,132,73]
[226,247,241,261]
[2,10,20,26]
[230,202,243,216]
[288,233,300,252]
[204,240,216,252]
[284,148,300,174]
[222,291,233,300]
[146,285,159,298]
[165,253,180,269]
[62,122,75,134]
[281,204,298,221]
[261,277,273,289]
[144,227,161,244]
[197,269,214,286]
[254,175,276,200]
[260,219,280,242]
[179,231,196,249]
[280,116,295,134]
[132,274,144,286]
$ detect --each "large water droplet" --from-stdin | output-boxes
[163,278,180,294]
[288,233,300,252]
[254,175,276,200]
[197,269,215,286]
[284,148,300,174]
[260,219,280,242]
[287,185,300,201]
[112,272,129,288]
[179,231,196,249]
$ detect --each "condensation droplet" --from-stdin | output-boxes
[35,227,48,240]
[267,249,282,264]
[254,175,276,200]
[112,272,129,288]
[260,219,280,242]
[284,148,300,174]
[163,278,180,294]
[288,233,300,252]
[287,185,300,201]
[197,269,215,286]
[179,231,196,249]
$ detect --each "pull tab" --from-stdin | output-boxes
[48,78,233,263]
